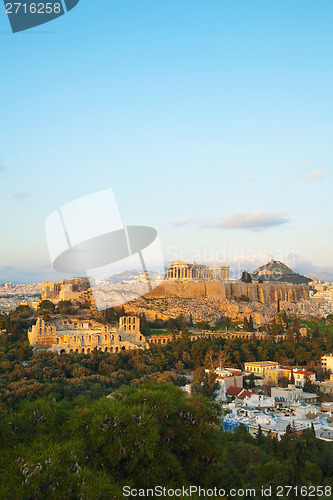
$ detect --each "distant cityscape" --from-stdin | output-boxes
[1,260,333,317]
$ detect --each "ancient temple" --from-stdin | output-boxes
[166,261,230,281]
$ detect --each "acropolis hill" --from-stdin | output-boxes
[121,261,314,327]
[148,261,309,304]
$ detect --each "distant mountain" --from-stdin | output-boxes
[251,260,311,284]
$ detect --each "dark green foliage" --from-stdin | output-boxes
[240,271,252,283]
[37,300,55,315]
[0,385,224,498]
[191,367,219,398]
[313,322,320,338]
[0,308,332,497]
[56,300,75,315]
[218,422,333,495]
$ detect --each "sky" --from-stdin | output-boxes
[0,0,332,283]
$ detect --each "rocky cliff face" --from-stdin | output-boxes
[124,294,318,327]
[121,281,312,326]
[145,280,309,303]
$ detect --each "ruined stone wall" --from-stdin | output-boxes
[28,317,147,353]
[145,281,309,304]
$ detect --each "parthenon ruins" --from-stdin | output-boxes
[166,261,230,281]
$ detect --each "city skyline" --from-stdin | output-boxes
[0,0,332,283]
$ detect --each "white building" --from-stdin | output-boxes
[293,369,316,387]
[322,354,333,371]
[205,367,243,403]
[222,402,333,441]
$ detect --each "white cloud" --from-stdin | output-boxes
[203,211,289,231]
[297,161,312,170]
[173,220,191,227]
[12,191,30,200]
[308,170,326,181]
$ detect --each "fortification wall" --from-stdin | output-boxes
[145,281,309,304]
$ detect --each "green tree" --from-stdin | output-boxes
[240,271,252,283]
[56,300,74,315]
[313,323,320,339]
[13,304,33,319]
[191,367,219,399]
[37,300,55,315]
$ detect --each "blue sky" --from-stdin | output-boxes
[0,0,332,283]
